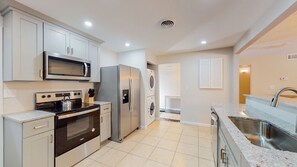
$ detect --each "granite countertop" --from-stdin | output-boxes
[3,110,55,123]
[212,104,297,167]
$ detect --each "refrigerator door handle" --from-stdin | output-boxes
[131,78,133,112]
[129,78,132,111]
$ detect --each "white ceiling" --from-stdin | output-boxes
[241,11,297,57]
[16,0,277,55]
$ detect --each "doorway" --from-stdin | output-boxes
[239,65,251,104]
[158,63,181,121]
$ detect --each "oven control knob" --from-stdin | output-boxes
[92,128,95,132]
[47,95,51,98]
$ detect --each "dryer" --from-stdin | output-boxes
[146,96,156,125]
[147,69,156,96]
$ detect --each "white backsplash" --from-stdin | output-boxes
[3,81,94,114]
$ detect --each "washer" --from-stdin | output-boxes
[146,96,156,125]
[147,69,156,96]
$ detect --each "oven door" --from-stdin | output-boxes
[55,107,100,157]
[44,51,91,81]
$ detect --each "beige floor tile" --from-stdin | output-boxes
[143,160,169,167]
[180,135,199,146]
[177,143,199,157]
[96,149,127,167]
[167,127,183,134]
[126,133,146,142]
[73,158,94,167]
[116,154,146,167]
[148,129,166,137]
[199,127,211,133]
[199,138,211,149]
[89,146,111,160]
[141,136,161,146]
[182,129,199,137]
[162,132,181,142]
[171,153,199,167]
[105,141,121,148]
[149,148,175,166]
[136,128,152,135]
[114,141,138,153]
[199,158,215,167]
[157,139,178,151]
[130,143,155,158]
[199,131,211,139]
[88,161,109,167]
[199,147,213,161]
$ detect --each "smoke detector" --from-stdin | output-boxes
[160,19,174,28]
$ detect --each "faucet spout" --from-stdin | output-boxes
[271,87,297,107]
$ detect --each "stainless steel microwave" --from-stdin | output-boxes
[43,51,91,81]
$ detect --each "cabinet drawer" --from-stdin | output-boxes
[101,104,111,114]
[23,117,54,138]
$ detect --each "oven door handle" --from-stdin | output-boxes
[58,107,100,120]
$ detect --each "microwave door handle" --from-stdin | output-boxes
[84,63,88,77]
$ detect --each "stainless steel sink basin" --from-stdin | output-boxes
[228,116,297,153]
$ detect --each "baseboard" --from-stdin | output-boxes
[180,121,210,127]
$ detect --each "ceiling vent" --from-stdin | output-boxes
[287,53,297,60]
[161,19,174,28]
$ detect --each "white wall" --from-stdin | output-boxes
[239,54,297,96]
[159,64,181,109]
[3,81,93,114]
[100,47,118,67]
[158,48,233,125]
[118,49,147,127]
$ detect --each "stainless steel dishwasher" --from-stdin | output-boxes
[211,109,219,167]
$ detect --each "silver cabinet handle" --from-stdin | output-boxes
[34,125,47,129]
[71,48,74,55]
[220,148,228,164]
[67,47,70,54]
[50,134,53,143]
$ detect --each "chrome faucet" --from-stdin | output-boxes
[271,87,297,107]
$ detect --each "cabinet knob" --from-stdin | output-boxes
[71,48,74,55]
[67,47,70,54]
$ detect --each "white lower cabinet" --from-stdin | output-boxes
[218,130,239,167]
[100,104,111,142]
[4,117,54,167]
[23,130,54,167]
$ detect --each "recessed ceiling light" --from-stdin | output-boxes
[201,40,207,45]
[84,21,93,27]
[125,42,130,47]
[160,19,175,29]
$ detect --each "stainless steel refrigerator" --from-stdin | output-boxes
[97,65,140,142]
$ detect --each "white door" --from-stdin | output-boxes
[44,23,70,55]
[13,11,43,81]
[70,33,89,59]
[100,112,111,142]
[89,42,100,82]
[23,130,54,167]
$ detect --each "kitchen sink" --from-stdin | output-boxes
[228,116,297,153]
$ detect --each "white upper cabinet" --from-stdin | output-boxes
[199,58,223,89]
[70,33,89,59]
[44,23,70,55]
[88,42,100,82]
[3,10,43,81]
[44,23,88,60]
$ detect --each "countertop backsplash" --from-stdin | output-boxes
[3,81,94,114]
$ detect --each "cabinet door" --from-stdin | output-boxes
[23,130,54,167]
[100,112,111,142]
[89,42,100,82]
[11,11,43,81]
[44,23,70,55]
[70,33,89,59]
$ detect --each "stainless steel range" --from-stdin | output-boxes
[35,90,100,167]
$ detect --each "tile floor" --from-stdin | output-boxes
[74,120,214,167]
[159,112,181,121]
